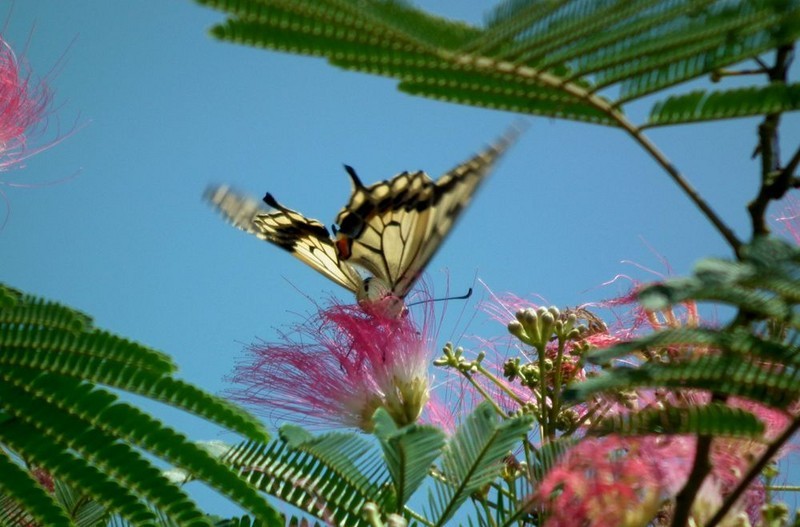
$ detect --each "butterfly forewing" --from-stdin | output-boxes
[335,128,522,298]
[205,186,363,293]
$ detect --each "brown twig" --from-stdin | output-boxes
[706,414,800,527]
[444,52,743,254]
[747,44,795,236]
[669,407,717,527]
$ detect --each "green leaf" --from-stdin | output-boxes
[212,515,284,527]
[647,83,800,126]
[0,284,92,332]
[636,241,800,325]
[0,419,159,526]
[278,424,386,494]
[593,402,766,437]
[397,77,615,125]
[529,436,575,483]
[53,480,109,527]
[0,285,268,443]
[196,0,800,125]
[566,354,800,408]
[0,452,74,527]
[426,402,533,527]
[0,373,208,525]
[373,408,447,509]
[0,283,277,524]
[585,327,800,366]
[225,434,385,527]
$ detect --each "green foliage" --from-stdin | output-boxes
[647,82,800,127]
[220,404,534,526]
[373,409,447,510]
[53,480,108,527]
[528,437,575,484]
[425,403,533,527]
[0,454,72,527]
[593,403,766,437]
[566,238,800,443]
[211,515,282,527]
[196,0,800,127]
[638,238,800,321]
[224,431,387,527]
[0,284,279,526]
[9,1,792,525]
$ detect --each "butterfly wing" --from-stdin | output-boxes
[205,186,363,293]
[335,127,522,298]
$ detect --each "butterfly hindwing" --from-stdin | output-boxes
[205,186,363,293]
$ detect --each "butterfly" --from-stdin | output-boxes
[205,127,521,317]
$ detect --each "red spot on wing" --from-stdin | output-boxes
[335,235,352,259]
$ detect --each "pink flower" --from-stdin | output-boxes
[0,34,53,173]
[228,299,434,432]
[536,435,682,527]
[0,31,78,229]
[774,195,800,244]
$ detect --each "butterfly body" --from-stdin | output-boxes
[206,127,521,316]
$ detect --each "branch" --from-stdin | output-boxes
[747,44,795,237]
[618,125,742,254]
[669,430,714,527]
[783,144,800,184]
[706,414,800,527]
[445,53,742,254]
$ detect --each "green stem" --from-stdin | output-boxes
[549,338,567,430]
[536,342,551,440]
[474,362,529,408]
[461,371,509,418]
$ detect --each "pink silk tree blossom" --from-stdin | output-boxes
[0,34,52,173]
[0,31,76,229]
[775,195,800,245]
[536,435,691,527]
[229,299,435,432]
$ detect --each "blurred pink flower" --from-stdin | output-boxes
[0,34,53,173]
[536,435,687,527]
[774,195,800,244]
[539,432,763,527]
[229,299,434,432]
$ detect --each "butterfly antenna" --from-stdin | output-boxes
[406,287,473,307]
[343,165,365,188]
[262,192,283,209]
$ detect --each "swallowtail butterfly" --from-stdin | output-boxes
[205,128,520,317]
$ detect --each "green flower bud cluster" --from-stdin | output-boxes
[508,306,600,348]
[507,306,559,348]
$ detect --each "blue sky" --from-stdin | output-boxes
[4,1,799,518]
